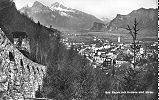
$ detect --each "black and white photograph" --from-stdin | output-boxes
[0,0,158,100]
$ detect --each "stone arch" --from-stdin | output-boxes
[32,66,36,75]
[36,67,39,74]
[41,69,43,75]
[27,65,30,72]
[20,59,23,67]
[9,51,14,61]
[12,31,28,46]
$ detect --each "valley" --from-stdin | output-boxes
[62,31,158,44]
[0,0,157,100]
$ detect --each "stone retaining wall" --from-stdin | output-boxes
[0,29,47,100]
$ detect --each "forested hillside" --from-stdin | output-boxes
[0,1,100,99]
[0,1,157,100]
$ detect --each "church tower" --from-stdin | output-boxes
[118,36,121,43]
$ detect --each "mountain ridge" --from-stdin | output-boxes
[20,1,103,31]
[107,8,157,30]
[101,8,157,37]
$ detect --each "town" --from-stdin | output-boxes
[62,35,157,75]
[0,0,157,99]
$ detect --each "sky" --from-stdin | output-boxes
[14,0,157,19]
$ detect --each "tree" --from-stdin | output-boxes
[37,21,41,26]
[118,18,157,100]
[118,18,141,100]
[125,18,140,69]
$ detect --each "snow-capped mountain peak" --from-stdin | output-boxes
[50,2,75,13]
[20,1,103,31]
[50,2,60,8]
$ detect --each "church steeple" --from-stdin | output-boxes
[118,36,121,43]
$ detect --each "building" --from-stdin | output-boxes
[102,58,112,69]
[12,31,30,53]
[118,36,121,43]
[115,60,127,67]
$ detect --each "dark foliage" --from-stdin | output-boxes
[0,1,157,100]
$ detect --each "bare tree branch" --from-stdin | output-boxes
[126,25,135,40]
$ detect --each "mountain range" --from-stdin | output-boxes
[20,1,157,37]
[107,8,157,36]
[20,1,103,31]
